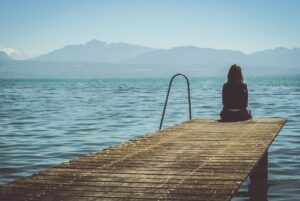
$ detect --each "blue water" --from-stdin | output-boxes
[0,77,299,200]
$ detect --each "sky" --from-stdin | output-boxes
[0,0,299,56]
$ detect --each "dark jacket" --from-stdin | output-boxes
[222,81,248,109]
[220,81,252,121]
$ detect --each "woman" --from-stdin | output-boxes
[220,64,252,121]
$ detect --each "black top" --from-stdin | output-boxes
[222,81,248,110]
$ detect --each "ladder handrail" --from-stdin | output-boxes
[159,73,192,130]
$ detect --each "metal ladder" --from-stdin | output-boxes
[159,73,192,130]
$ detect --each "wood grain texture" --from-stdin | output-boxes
[0,118,286,201]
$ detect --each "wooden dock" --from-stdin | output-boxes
[0,118,286,201]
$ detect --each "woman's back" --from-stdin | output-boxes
[222,81,248,110]
[220,64,252,121]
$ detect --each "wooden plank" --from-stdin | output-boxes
[0,118,286,201]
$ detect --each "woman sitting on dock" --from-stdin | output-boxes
[220,64,252,121]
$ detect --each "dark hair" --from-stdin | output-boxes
[227,64,243,83]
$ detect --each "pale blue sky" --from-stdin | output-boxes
[0,0,299,56]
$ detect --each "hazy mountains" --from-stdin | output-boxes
[36,40,155,63]
[0,44,28,60]
[1,39,299,78]
[128,46,300,68]
[0,51,12,60]
[247,47,300,68]
[1,39,299,69]
[34,40,300,69]
[126,46,246,67]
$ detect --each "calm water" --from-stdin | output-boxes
[0,77,299,200]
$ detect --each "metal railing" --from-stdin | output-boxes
[159,73,192,130]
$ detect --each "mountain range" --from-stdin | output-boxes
[33,40,300,69]
[0,51,12,60]
[36,40,155,63]
[0,40,300,69]
[0,44,28,60]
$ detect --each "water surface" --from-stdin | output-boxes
[0,77,299,200]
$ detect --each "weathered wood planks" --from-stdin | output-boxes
[0,118,286,201]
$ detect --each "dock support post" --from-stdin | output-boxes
[249,151,268,201]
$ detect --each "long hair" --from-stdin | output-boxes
[227,64,243,83]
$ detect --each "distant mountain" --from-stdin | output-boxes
[34,40,300,69]
[125,46,247,67]
[0,45,28,60]
[248,47,300,68]
[36,40,155,62]
[127,46,300,69]
[0,51,12,60]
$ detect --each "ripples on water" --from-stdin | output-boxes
[0,77,299,200]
